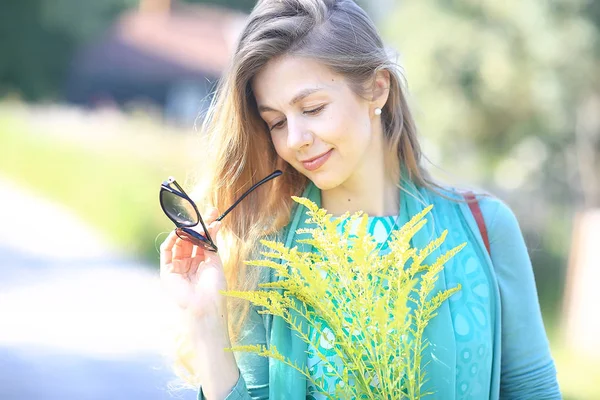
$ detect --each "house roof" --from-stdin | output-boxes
[116,2,247,76]
[65,3,247,104]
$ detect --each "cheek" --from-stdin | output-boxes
[325,105,370,144]
[270,132,290,159]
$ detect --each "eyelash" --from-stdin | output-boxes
[269,105,327,131]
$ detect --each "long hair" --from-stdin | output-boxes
[174,0,436,385]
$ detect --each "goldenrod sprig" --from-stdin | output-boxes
[222,197,464,399]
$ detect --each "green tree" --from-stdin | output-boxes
[0,0,256,100]
[0,0,74,99]
[381,0,599,314]
[0,0,138,100]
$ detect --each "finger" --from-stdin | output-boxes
[173,237,194,261]
[159,230,179,269]
[190,207,219,236]
[188,259,199,277]
[202,222,223,264]
[170,250,196,274]
[204,207,219,224]
[190,220,222,262]
[207,220,222,239]
[184,243,202,277]
[160,230,178,254]
[173,257,193,274]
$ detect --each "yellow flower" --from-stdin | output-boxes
[223,197,463,399]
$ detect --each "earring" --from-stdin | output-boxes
[374,108,382,116]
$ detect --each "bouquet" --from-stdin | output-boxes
[223,197,464,399]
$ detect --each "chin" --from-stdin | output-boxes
[305,171,345,191]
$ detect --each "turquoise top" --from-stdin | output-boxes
[198,180,560,400]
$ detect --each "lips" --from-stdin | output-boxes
[301,149,333,171]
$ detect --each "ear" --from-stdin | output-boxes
[370,69,391,111]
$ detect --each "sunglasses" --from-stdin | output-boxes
[160,170,282,252]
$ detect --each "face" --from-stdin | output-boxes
[252,55,385,191]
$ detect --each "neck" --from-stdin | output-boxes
[322,180,399,217]
[321,161,400,217]
[320,115,401,217]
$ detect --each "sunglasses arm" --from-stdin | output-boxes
[215,170,282,222]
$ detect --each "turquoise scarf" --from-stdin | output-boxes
[266,178,502,399]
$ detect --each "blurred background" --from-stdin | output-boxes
[0,0,598,399]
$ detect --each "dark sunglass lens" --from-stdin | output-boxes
[175,228,217,252]
[161,190,199,226]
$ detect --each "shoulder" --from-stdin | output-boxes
[476,194,524,245]
[459,191,532,267]
[428,185,522,241]
[435,188,534,283]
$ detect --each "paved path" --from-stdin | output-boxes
[0,177,196,400]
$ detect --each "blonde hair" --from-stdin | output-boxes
[174,0,438,385]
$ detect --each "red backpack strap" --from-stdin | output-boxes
[464,191,491,256]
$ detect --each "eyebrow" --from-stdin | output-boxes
[257,87,324,113]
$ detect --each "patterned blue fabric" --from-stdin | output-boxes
[251,176,499,399]
[305,187,495,398]
[197,177,561,400]
[396,180,496,399]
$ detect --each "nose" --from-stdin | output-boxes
[286,118,313,151]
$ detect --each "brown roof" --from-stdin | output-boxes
[115,2,247,75]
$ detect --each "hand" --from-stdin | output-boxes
[160,208,228,320]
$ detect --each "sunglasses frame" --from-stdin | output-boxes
[160,177,217,252]
[160,170,283,252]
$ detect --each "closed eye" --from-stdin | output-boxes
[304,105,326,115]
[269,120,286,131]
[268,105,327,131]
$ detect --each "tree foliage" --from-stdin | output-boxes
[383,1,598,201]
[381,1,600,223]
[0,0,253,100]
[381,1,600,314]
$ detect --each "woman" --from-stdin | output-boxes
[159,0,561,399]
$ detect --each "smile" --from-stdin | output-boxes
[301,149,333,171]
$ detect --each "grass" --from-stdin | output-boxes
[555,347,600,400]
[0,104,200,263]
[546,323,600,400]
